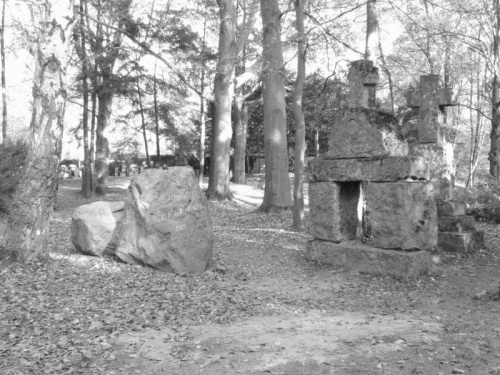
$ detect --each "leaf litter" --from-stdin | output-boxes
[0,176,500,374]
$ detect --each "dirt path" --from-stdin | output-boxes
[2,176,500,375]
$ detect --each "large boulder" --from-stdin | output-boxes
[71,201,125,256]
[115,167,213,274]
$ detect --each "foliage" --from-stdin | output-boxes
[247,72,348,157]
[459,172,500,223]
[0,140,28,213]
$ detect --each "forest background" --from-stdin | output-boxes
[1,0,500,261]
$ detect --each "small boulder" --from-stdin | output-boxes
[71,201,125,256]
[115,167,214,274]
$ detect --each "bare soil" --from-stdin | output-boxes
[1,175,500,375]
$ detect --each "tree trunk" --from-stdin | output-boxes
[233,93,248,184]
[377,29,394,114]
[198,11,208,186]
[315,130,319,157]
[137,80,150,166]
[365,0,377,62]
[490,0,500,178]
[0,0,6,143]
[490,73,500,178]
[199,86,206,185]
[258,0,293,212]
[96,87,113,194]
[77,0,92,198]
[1,0,75,264]
[292,0,307,229]
[153,60,161,163]
[206,0,236,200]
[90,68,97,193]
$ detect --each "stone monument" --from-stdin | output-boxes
[71,168,214,274]
[115,167,214,273]
[407,75,484,253]
[307,60,436,277]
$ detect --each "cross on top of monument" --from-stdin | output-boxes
[406,74,455,144]
[347,60,379,109]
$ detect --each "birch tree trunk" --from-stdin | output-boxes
[292,0,307,229]
[1,0,75,264]
[490,0,500,178]
[258,0,293,212]
[207,0,236,200]
[0,0,6,143]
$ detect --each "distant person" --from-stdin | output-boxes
[69,164,77,178]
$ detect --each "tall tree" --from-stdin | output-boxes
[74,0,94,198]
[258,0,293,212]
[365,0,377,61]
[1,0,75,265]
[232,0,259,185]
[292,0,307,229]
[207,0,255,199]
[0,0,6,143]
[490,0,500,178]
[90,0,135,194]
[207,0,236,200]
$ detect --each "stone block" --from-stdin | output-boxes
[438,231,484,253]
[436,200,466,216]
[307,240,432,278]
[308,156,429,182]
[309,181,361,242]
[363,181,437,250]
[438,215,476,233]
[326,108,408,159]
[410,142,455,201]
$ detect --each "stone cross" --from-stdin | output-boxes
[347,60,379,109]
[406,75,454,144]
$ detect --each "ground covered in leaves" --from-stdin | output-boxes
[1,175,500,374]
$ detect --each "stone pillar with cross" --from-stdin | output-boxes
[407,75,455,201]
[407,75,484,253]
[406,74,453,144]
[306,60,438,277]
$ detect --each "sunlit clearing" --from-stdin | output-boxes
[49,253,125,273]
[59,186,81,190]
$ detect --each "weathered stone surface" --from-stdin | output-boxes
[438,215,476,233]
[347,60,379,108]
[363,182,437,250]
[115,168,213,274]
[406,75,454,143]
[307,240,432,277]
[326,108,408,159]
[436,200,466,217]
[309,182,360,242]
[438,231,484,253]
[410,142,455,201]
[308,156,429,182]
[71,201,125,257]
